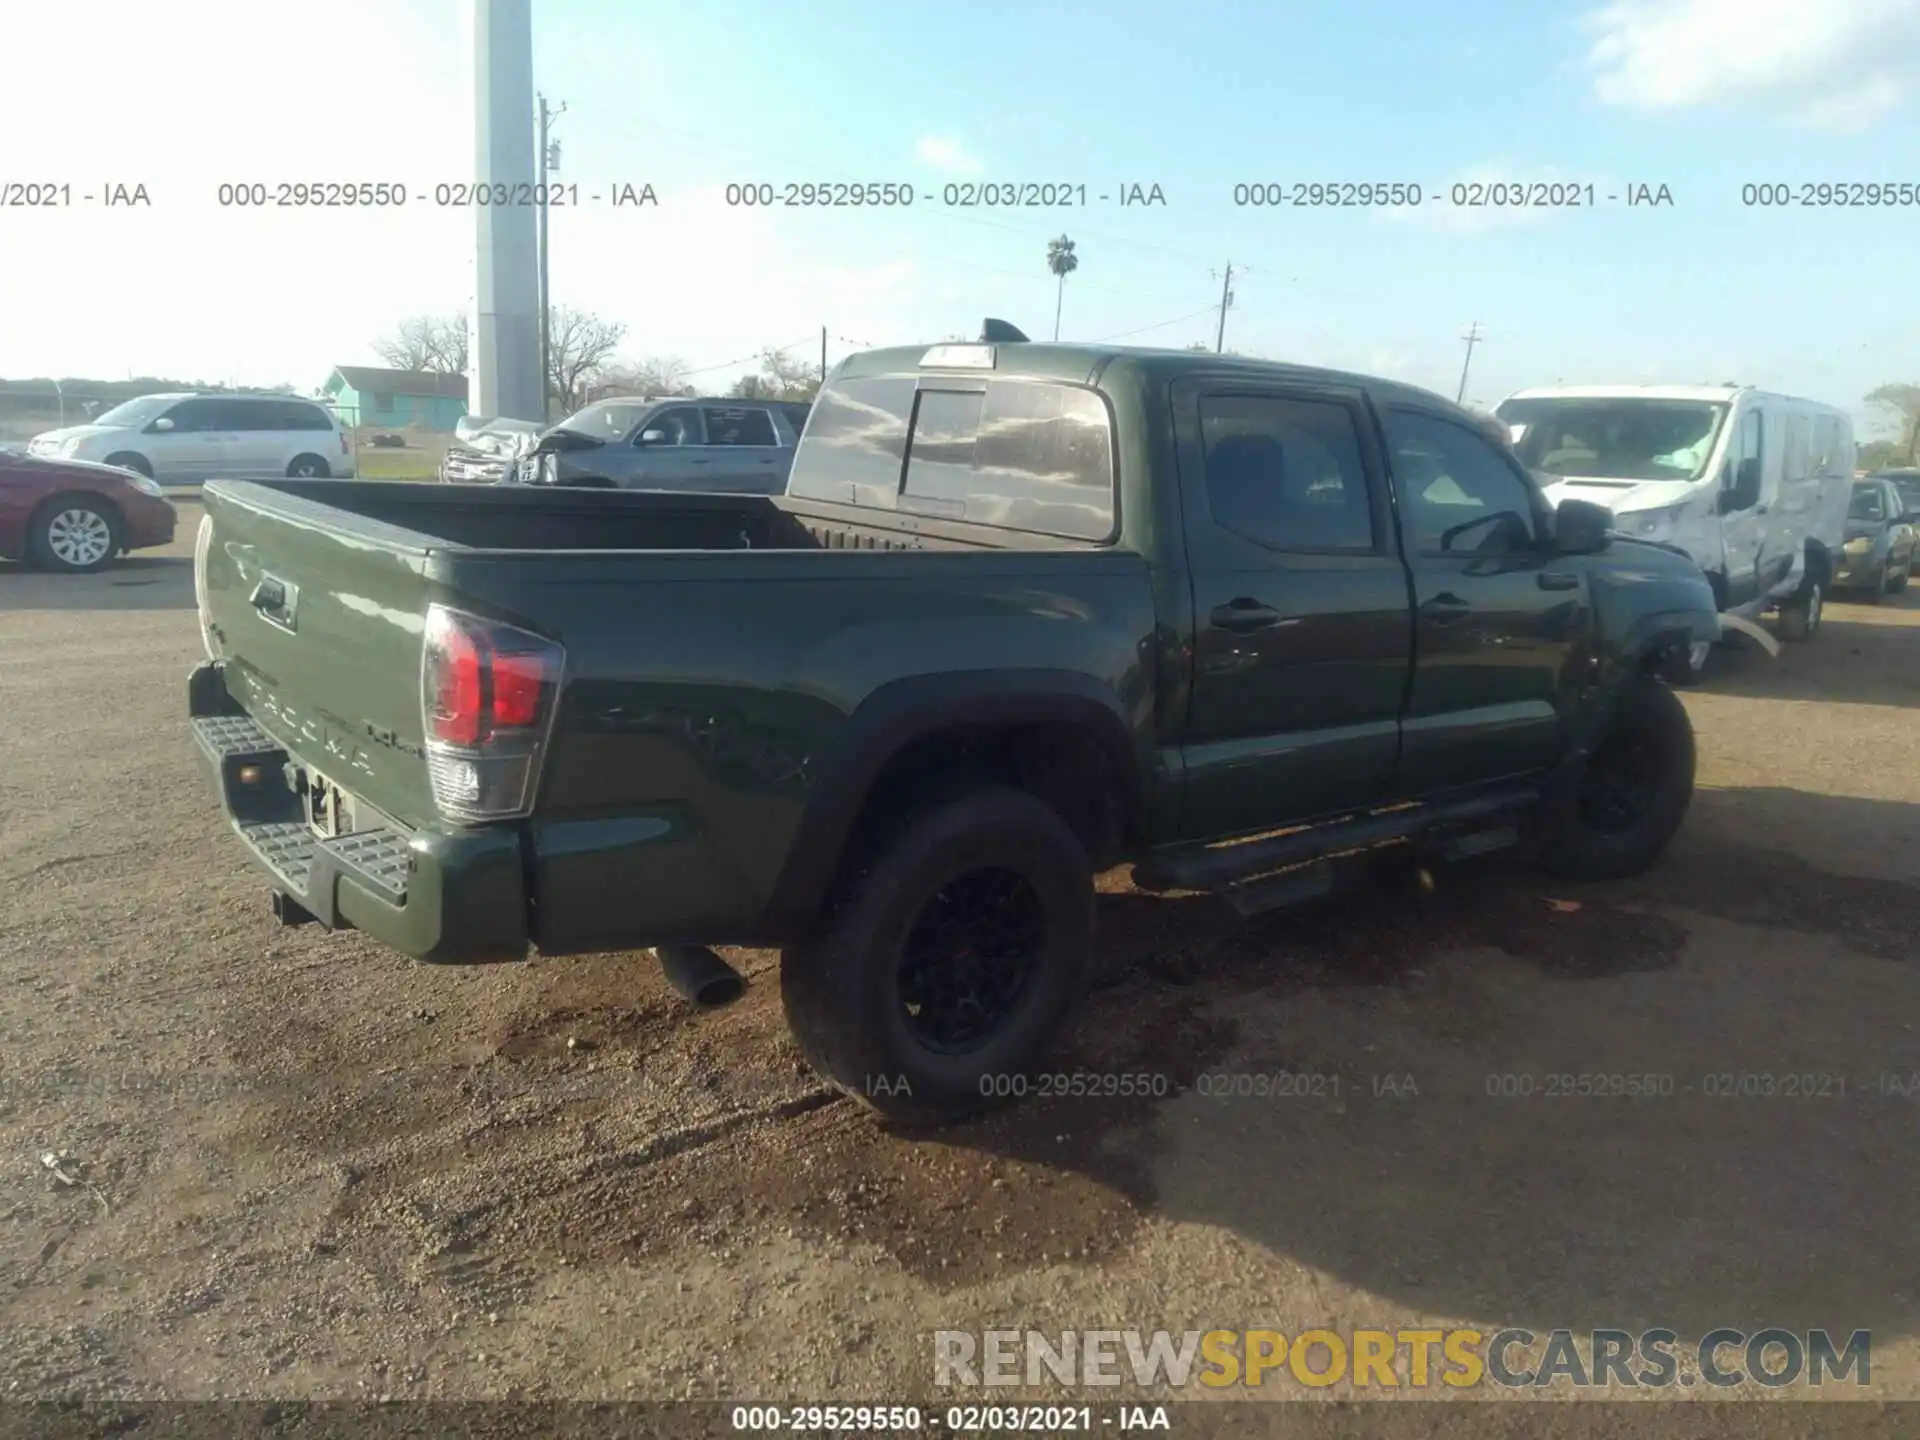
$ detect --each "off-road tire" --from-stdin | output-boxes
[781,787,1094,1125]
[1536,676,1695,881]
[1776,572,1823,641]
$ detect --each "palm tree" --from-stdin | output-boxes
[1046,236,1079,341]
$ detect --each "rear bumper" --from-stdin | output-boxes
[187,660,529,963]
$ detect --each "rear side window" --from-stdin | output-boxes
[702,406,777,446]
[790,376,1116,540]
[241,398,331,431]
[1197,395,1374,551]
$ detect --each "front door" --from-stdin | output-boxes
[613,405,709,490]
[1378,405,1585,797]
[1173,380,1412,841]
[146,397,227,483]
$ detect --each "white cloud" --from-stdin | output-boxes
[913,136,985,175]
[1584,0,1920,131]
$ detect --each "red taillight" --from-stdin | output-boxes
[427,614,484,745]
[421,605,564,820]
[490,649,550,729]
[423,606,561,746]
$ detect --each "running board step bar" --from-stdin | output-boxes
[1134,784,1539,896]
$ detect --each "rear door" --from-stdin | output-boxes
[1172,377,1411,840]
[225,397,290,479]
[1760,405,1815,596]
[1377,404,1582,796]
[700,404,785,492]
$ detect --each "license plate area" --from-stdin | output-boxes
[302,767,358,839]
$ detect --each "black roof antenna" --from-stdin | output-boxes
[979,318,1029,343]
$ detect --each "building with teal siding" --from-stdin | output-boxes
[322,366,469,431]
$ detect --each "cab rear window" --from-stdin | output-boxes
[788,376,1115,541]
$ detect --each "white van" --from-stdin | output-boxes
[28,393,356,485]
[1495,385,1853,640]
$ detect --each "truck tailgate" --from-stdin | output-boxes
[198,481,440,827]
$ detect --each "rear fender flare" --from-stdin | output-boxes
[757,670,1145,938]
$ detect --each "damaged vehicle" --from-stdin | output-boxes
[1498,384,1854,648]
[439,415,545,484]
[188,325,1719,1121]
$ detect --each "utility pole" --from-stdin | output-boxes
[820,326,828,389]
[1456,321,1483,404]
[537,93,566,417]
[1214,263,1235,353]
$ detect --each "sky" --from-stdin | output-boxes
[2,0,1918,432]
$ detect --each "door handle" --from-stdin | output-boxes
[1537,570,1580,591]
[688,457,712,465]
[1420,593,1472,625]
[1210,599,1281,632]
[249,574,298,629]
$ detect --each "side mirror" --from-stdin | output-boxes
[639,429,667,445]
[149,417,176,433]
[1554,498,1612,554]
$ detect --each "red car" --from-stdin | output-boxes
[0,452,177,573]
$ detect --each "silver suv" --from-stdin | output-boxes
[29,393,354,484]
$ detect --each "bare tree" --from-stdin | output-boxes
[373,312,468,374]
[728,347,820,401]
[547,306,629,411]
[595,355,696,398]
[1866,382,1920,465]
[1046,236,1079,342]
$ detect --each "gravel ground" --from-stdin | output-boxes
[2,503,1917,1420]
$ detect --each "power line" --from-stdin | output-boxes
[679,335,816,378]
[1089,304,1222,343]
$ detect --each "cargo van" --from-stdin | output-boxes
[1495,385,1853,641]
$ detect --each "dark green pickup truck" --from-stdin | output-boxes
[189,336,1719,1120]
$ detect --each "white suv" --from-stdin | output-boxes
[29,393,355,484]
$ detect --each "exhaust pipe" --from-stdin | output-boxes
[656,945,745,1007]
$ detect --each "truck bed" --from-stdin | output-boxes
[250,480,1084,555]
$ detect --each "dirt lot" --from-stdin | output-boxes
[2,501,1917,1418]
